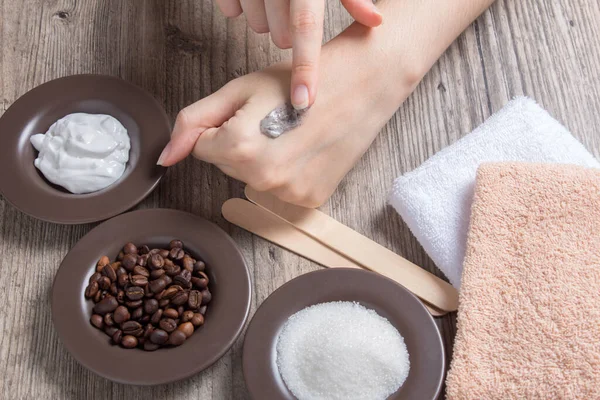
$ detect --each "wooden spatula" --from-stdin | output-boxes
[244,187,459,312]
[222,198,447,316]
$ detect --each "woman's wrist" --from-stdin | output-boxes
[322,0,496,114]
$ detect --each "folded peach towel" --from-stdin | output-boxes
[446,163,600,399]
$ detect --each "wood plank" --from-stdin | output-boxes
[0,0,599,399]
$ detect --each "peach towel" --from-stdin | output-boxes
[446,163,600,399]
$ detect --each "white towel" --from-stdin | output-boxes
[389,97,600,288]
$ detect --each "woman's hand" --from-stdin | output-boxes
[159,0,495,207]
[215,0,382,110]
[157,23,417,207]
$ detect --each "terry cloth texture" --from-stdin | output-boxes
[389,97,600,288]
[446,162,600,399]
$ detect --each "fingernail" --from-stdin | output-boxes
[372,4,383,21]
[292,85,309,110]
[157,142,171,166]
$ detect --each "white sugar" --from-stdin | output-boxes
[276,301,410,400]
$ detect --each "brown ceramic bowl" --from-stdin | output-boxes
[0,74,170,224]
[243,268,445,400]
[51,209,251,385]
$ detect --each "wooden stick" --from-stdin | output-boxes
[244,187,459,312]
[222,198,446,316]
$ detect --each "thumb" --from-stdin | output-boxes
[341,0,383,27]
[157,84,244,166]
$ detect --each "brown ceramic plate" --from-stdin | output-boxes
[243,268,445,400]
[51,209,251,385]
[0,74,170,224]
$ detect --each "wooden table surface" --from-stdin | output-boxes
[1,1,599,399]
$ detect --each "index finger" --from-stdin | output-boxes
[289,0,325,110]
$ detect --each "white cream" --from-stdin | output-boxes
[30,113,131,194]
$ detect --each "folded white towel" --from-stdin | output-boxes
[389,96,600,288]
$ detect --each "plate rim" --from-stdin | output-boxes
[51,208,252,385]
[242,267,445,400]
[0,74,170,224]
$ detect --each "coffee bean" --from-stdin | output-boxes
[149,248,161,255]
[169,239,183,249]
[162,275,173,286]
[90,314,104,329]
[150,269,165,280]
[191,277,207,290]
[125,286,145,301]
[201,289,212,305]
[125,299,142,308]
[149,254,165,270]
[131,267,148,279]
[164,263,180,277]
[100,290,109,300]
[168,330,187,346]
[174,269,192,286]
[116,266,127,276]
[191,313,205,327]
[97,255,110,268]
[131,275,148,287]
[143,324,154,337]
[182,256,194,271]
[161,286,180,300]
[144,299,159,315]
[104,326,119,336]
[89,272,103,284]
[121,335,138,349]
[122,254,137,271]
[150,329,169,345]
[159,318,177,333]
[104,313,115,327]
[117,274,129,287]
[169,247,185,261]
[181,311,194,323]
[188,290,201,310]
[140,315,151,324]
[163,308,179,319]
[112,329,123,345]
[93,290,102,303]
[144,342,160,351]
[149,277,167,294]
[171,291,189,306]
[151,309,163,325]
[159,249,170,258]
[85,281,99,298]
[94,296,118,315]
[178,306,185,317]
[159,298,170,308]
[136,255,147,267]
[139,245,150,255]
[198,305,207,315]
[144,284,154,298]
[110,282,118,296]
[113,306,130,324]
[138,337,146,346]
[98,276,111,291]
[117,251,125,261]
[178,322,194,338]
[123,242,138,255]
[122,321,143,336]
[193,261,206,274]
[110,261,122,270]
[131,307,143,321]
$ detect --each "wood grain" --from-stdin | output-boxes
[1,0,599,399]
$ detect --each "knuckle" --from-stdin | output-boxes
[291,10,318,34]
[175,108,192,129]
[227,139,258,163]
[292,60,316,75]
[271,32,292,49]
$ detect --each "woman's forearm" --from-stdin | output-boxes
[323,0,495,110]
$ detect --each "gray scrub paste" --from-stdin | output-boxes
[260,103,309,138]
